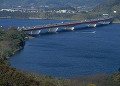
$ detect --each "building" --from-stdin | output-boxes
[0,9,18,12]
[0,8,39,13]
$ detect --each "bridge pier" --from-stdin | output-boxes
[27,30,41,35]
[99,21,110,24]
[87,24,96,27]
[48,27,58,32]
[63,27,74,30]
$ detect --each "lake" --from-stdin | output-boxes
[1,18,120,78]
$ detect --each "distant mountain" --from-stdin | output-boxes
[0,0,106,9]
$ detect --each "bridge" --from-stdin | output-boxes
[21,16,113,35]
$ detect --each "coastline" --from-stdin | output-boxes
[0,17,82,21]
[1,17,120,23]
[0,30,25,60]
[112,21,120,24]
[6,47,24,59]
[0,17,11,19]
[29,17,74,21]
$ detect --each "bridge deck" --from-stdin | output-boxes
[22,16,113,31]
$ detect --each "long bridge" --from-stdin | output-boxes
[21,16,113,35]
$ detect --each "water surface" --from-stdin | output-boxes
[1,19,119,77]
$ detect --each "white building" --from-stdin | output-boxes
[56,10,67,13]
[0,9,18,12]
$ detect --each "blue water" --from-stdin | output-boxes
[1,19,120,78]
[0,18,71,29]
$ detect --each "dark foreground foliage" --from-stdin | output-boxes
[0,59,55,86]
[0,59,120,86]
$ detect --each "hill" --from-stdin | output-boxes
[93,0,120,22]
[0,0,106,9]
[94,0,120,13]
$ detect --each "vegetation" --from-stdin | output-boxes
[93,0,120,23]
[0,29,55,86]
[0,0,120,22]
[0,0,105,9]
[29,12,101,20]
[0,10,102,20]
[0,0,120,23]
[0,11,29,19]
[0,59,55,86]
[0,28,25,59]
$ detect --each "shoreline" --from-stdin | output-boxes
[0,17,120,23]
[7,47,24,59]
[29,17,75,21]
[112,21,120,24]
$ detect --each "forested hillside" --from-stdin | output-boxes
[94,0,120,13]
[0,28,25,60]
[0,0,106,9]
[94,0,120,22]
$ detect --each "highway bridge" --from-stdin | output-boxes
[21,16,113,35]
